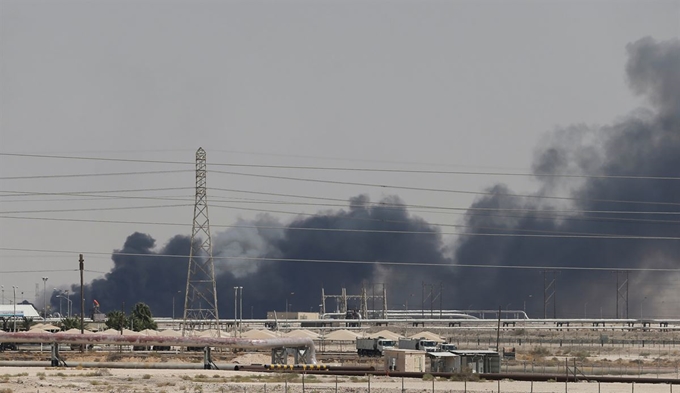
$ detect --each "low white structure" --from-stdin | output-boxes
[0,304,41,319]
[383,349,426,372]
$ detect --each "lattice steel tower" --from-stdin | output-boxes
[182,148,220,336]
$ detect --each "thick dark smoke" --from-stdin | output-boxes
[452,37,680,318]
[58,37,679,319]
[59,195,451,318]
[52,233,192,318]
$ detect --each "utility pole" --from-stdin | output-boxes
[79,254,84,336]
[42,277,48,319]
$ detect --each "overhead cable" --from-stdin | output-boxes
[0,204,190,215]
[2,152,678,180]
[1,247,679,272]
[0,169,193,180]
[209,170,680,207]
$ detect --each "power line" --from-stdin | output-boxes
[0,215,677,240]
[0,204,190,215]
[0,169,193,180]
[209,148,527,171]
[210,163,680,181]
[2,187,678,231]
[4,185,679,217]
[206,203,680,239]
[0,196,160,203]
[209,170,680,207]
[1,154,676,207]
[84,269,109,274]
[0,269,77,274]
[2,190,679,231]
[0,152,192,166]
[2,152,678,180]
[0,187,192,199]
[0,214,594,237]
[2,190,678,232]
[205,196,680,225]
[4,197,677,231]
[1,247,679,272]
[209,187,680,215]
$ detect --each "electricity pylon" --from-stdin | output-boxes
[182,147,220,336]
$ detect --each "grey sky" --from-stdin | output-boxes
[1,0,678,307]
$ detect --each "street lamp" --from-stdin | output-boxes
[286,292,294,314]
[65,290,71,317]
[523,295,532,313]
[54,289,62,316]
[57,294,72,318]
[1,285,4,305]
[233,286,238,336]
[42,277,48,319]
[172,290,182,320]
[239,286,243,332]
[12,286,18,332]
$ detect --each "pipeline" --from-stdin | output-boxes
[0,332,316,364]
[0,361,242,370]
[229,367,680,385]
[0,358,676,385]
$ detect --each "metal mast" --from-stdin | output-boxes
[182,148,220,336]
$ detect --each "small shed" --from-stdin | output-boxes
[383,349,426,372]
[449,350,501,373]
[427,352,460,373]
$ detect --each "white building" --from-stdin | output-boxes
[0,304,41,319]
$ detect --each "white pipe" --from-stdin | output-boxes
[1,333,316,363]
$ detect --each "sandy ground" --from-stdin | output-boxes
[2,327,680,392]
[1,365,679,393]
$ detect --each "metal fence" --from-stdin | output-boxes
[211,377,679,393]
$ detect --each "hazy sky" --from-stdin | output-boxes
[1,0,678,307]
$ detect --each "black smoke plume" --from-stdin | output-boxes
[59,37,679,320]
[59,195,451,318]
[451,37,680,318]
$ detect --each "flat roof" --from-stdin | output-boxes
[0,304,40,318]
[384,348,426,354]
[427,352,458,358]
[449,350,499,355]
